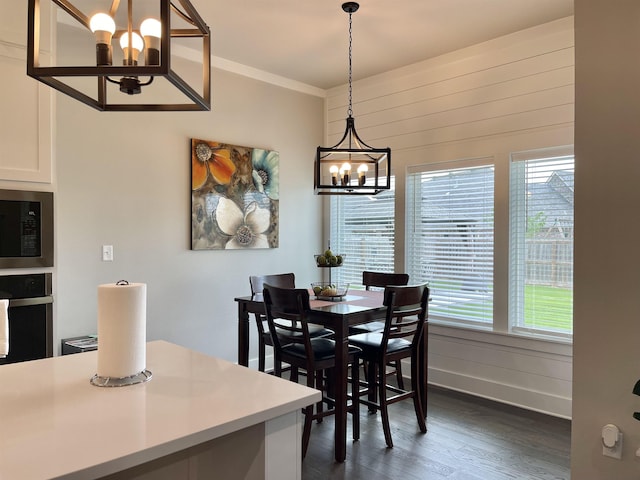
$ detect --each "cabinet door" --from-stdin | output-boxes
[0,2,52,184]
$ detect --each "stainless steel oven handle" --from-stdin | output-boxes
[7,296,53,307]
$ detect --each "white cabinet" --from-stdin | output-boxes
[0,2,52,184]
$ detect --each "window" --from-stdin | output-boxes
[509,148,574,336]
[329,146,574,341]
[406,160,494,325]
[329,178,395,287]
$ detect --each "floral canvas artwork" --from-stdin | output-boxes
[191,138,279,250]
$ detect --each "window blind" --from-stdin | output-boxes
[407,161,494,324]
[329,178,395,287]
[510,150,574,335]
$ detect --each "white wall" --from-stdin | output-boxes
[53,69,323,362]
[572,0,640,477]
[324,17,575,417]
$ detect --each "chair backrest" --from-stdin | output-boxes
[250,273,296,337]
[262,284,314,359]
[380,284,429,351]
[362,271,409,291]
[250,273,295,295]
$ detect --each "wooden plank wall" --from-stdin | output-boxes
[324,17,575,418]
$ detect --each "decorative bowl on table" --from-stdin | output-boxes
[311,282,349,300]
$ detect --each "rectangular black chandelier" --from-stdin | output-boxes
[27,0,211,112]
[315,129,391,195]
[314,3,391,195]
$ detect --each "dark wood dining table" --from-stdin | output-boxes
[234,289,428,462]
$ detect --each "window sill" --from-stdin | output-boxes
[428,320,572,357]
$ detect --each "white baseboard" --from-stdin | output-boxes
[428,366,572,419]
[248,353,275,373]
[250,353,571,419]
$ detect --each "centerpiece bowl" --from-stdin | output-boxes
[311,282,349,300]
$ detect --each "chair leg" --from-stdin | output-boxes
[258,340,266,372]
[378,362,393,448]
[394,360,405,390]
[300,368,319,459]
[301,405,313,459]
[315,370,324,423]
[367,361,377,414]
[290,366,299,383]
[411,354,427,433]
[274,356,282,377]
[351,360,360,441]
[325,367,335,408]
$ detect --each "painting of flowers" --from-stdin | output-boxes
[191,138,279,250]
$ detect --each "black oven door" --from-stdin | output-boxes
[0,297,53,365]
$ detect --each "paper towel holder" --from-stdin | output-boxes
[90,369,152,387]
[90,279,152,387]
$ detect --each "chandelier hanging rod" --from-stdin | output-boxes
[344,1,356,119]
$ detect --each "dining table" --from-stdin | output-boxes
[235,288,429,463]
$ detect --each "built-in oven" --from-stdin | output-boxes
[0,273,53,365]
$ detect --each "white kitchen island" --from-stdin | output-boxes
[0,340,320,480]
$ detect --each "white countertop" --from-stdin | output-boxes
[0,340,320,480]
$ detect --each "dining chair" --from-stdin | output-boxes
[351,270,410,389]
[250,273,333,373]
[363,271,410,291]
[262,284,361,459]
[348,283,429,448]
[351,271,410,334]
[249,273,295,372]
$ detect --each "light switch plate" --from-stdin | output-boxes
[102,245,113,262]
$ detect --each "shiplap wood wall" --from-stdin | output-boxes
[324,17,574,418]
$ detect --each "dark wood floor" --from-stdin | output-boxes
[302,386,571,480]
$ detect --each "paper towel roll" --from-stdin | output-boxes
[97,282,147,378]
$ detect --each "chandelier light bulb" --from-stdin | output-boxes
[120,32,144,65]
[89,13,116,66]
[89,12,116,39]
[357,164,368,186]
[140,18,162,40]
[341,162,351,186]
[120,32,144,52]
[330,165,339,186]
[140,18,162,66]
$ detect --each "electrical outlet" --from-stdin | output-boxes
[102,245,113,262]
